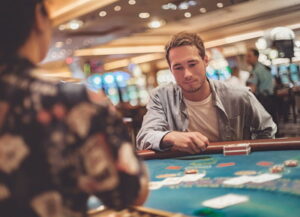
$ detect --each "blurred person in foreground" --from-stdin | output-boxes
[137,32,277,153]
[0,0,148,216]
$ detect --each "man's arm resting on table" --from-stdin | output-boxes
[161,131,209,154]
[136,89,172,151]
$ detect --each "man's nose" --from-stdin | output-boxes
[184,68,193,79]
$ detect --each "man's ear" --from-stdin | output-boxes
[203,55,209,67]
[34,3,48,34]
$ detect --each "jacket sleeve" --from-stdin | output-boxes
[248,91,277,139]
[136,89,171,151]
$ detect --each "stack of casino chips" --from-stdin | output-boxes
[269,160,298,173]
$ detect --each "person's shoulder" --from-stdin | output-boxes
[30,68,88,103]
[151,82,179,95]
[255,62,270,72]
[211,79,251,98]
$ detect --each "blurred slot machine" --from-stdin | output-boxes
[114,71,131,103]
[127,84,139,106]
[206,65,219,80]
[271,65,278,77]
[218,66,232,81]
[102,73,120,105]
[290,64,300,85]
[156,69,176,85]
[278,65,291,87]
[135,76,149,106]
[127,64,150,106]
[86,74,102,91]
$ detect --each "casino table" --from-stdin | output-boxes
[138,137,300,217]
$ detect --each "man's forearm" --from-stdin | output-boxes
[136,130,170,151]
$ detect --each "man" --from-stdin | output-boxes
[0,0,148,216]
[246,48,278,124]
[137,32,276,153]
[246,48,274,96]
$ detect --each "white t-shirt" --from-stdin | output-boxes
[184,94,220,142]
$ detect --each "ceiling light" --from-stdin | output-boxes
[162,4,169,10]
[269,50,279,59]
[162,3,177,10]
[55,41,64,48]
[169,3,177,10]
[114,5,121,11]
[139,12,150,19]
[255,38,268,50]
[148,19,166,29]
[179,2,189,10]
[128,0,136,5]
[217,3,224,8]
[270,27,295,40]
[199,8,207,13]
[99,11,107,17]
[184,12,192,18]
[58,25,66,31]
[188,0,197,6]
[69,19,83,30]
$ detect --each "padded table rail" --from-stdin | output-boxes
[137,137,300,160]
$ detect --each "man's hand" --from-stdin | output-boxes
[161,131,209,154]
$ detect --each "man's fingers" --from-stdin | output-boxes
[191,134,208,152]
[188,141,201,153]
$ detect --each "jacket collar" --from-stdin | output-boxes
[177,79,228,119]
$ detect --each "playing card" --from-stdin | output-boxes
[251,173,282,183]
[162,177,183,185]
[149,181,163,190]
[223,176,253,185]
[181,173,206,182]
[202,194,249,209]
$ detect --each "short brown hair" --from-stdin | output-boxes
[165,32,206,65]
[248,48,259,57]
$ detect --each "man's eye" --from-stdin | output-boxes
[189,63,196,67]
[174,67,183,70]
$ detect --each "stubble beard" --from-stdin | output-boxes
[181,79,205,93]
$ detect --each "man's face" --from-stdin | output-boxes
[169,45,208,93]
[246,50,258,66]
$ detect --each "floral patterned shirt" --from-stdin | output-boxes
[0,57,144,217]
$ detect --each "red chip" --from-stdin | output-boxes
[217,162,236,167]
[166,166,182,170]
[269,165,284,173]
[284,160,298,167]
[256,161,273,166]
[184,169,198,174]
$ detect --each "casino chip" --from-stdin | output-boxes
[184,168,198,174]
[166,166,182,170]
[156,173,178,179]
[284,160,298,167]
[216,162,236,168]
[256,161,273,167]
[269,165,284,173]
[234,170,257,176]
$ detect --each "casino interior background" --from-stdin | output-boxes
[43,0,300,138]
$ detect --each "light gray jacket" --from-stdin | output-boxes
[136,79,277,151]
